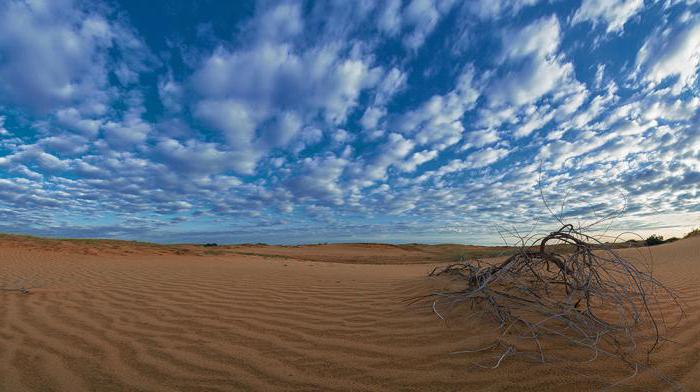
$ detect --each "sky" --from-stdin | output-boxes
[0,0,698,245]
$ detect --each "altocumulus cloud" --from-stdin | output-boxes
[0,0,697,244]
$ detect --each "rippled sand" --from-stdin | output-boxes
[0,236,698,391]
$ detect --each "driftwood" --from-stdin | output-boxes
[429,224,683,375]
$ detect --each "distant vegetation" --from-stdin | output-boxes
[641,231,697,247]
[645,234,666,246]
[685,228,700,238]
[643,227,700,246]
[619,228,700,248]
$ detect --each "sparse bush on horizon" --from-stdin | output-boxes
[685,228,700,238]
[645,234,665,246]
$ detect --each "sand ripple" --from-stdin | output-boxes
[0,238,699,391]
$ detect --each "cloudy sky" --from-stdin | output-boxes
[0,0,698,244]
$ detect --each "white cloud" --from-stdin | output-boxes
[501,15,561,59]
[594,64,606,88]
[488,59,573,107]
[462,129,500,149]
[195,99,257,149]
[286,154,349,205]
[467,0,542,20]
[514,105,556,138]
[488,16,575,107]
[254,2,304,43]
[360,106,387,130]
[158,74,183,113]
[364,133,415,181]
[56,108,102,135]
[378,0,402,36]
[154,138,244,175]
[193,100,261,173]
[332,129,353,145]
[0,0,695,243]
[400,0,457,49]
[103,109,151,149]
[192,39,381,174]
[263,111,304,149]
[375,67,407,105]
[291,126,324,153]
[463,147,510,169]
[360,67,407,130]
[0,0,149,114]
[572,0,644,33]
[396,66,480,149]
[563,82,618,130]
[400,150,439,172]
[478,15,590,139]
[0,116,8,136]
[39,134,89,155]
[2,144,71,172]
[414,146,510,184]
[636,16,700,93]
[641,97,700,122]
[193,43,379,125]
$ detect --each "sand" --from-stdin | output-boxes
[0,236,698,391]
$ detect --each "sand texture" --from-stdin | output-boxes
[0,236,698,391]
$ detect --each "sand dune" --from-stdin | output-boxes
[0,236,698,391]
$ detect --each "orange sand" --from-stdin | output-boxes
[0,235,698,391]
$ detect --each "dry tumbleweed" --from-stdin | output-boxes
[429,224,683,376]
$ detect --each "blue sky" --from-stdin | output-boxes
[0,0,698,244]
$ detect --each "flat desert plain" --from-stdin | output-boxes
[0,235,699,391]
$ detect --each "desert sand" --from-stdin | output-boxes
[0,235,698,391]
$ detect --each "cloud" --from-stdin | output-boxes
[641,97,700,122]
[158,74,183,113]
[488,58,573,107]
[191,28,381,172]
[462,129,500,149]
[396,66,480,149]
[0,0,150,114]
[56,108,102,135]
[286,154,348,205]
[378,0,402,35]
[195,99,258,151]
[501,15,562,59]
[0,0,695,243]
[476,15,588,140]
[466,0,542,20]
[488,16,575,107]
[635,15,700,93]
[360,106,387,130]
[402,0,457,49]
[153,138,243,176]
[463,147,510,169]
[192,43,379,125]
[571,0,644,33]
[38,134,90,156]
[400,149,439,172]
[0,116,8,136]
[254,2,304,43]
[103,107,151,149]
[364,133,415,181]
[360,67,407,132]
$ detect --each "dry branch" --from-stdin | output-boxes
[0,274,38,294]
[429,224,683,376]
